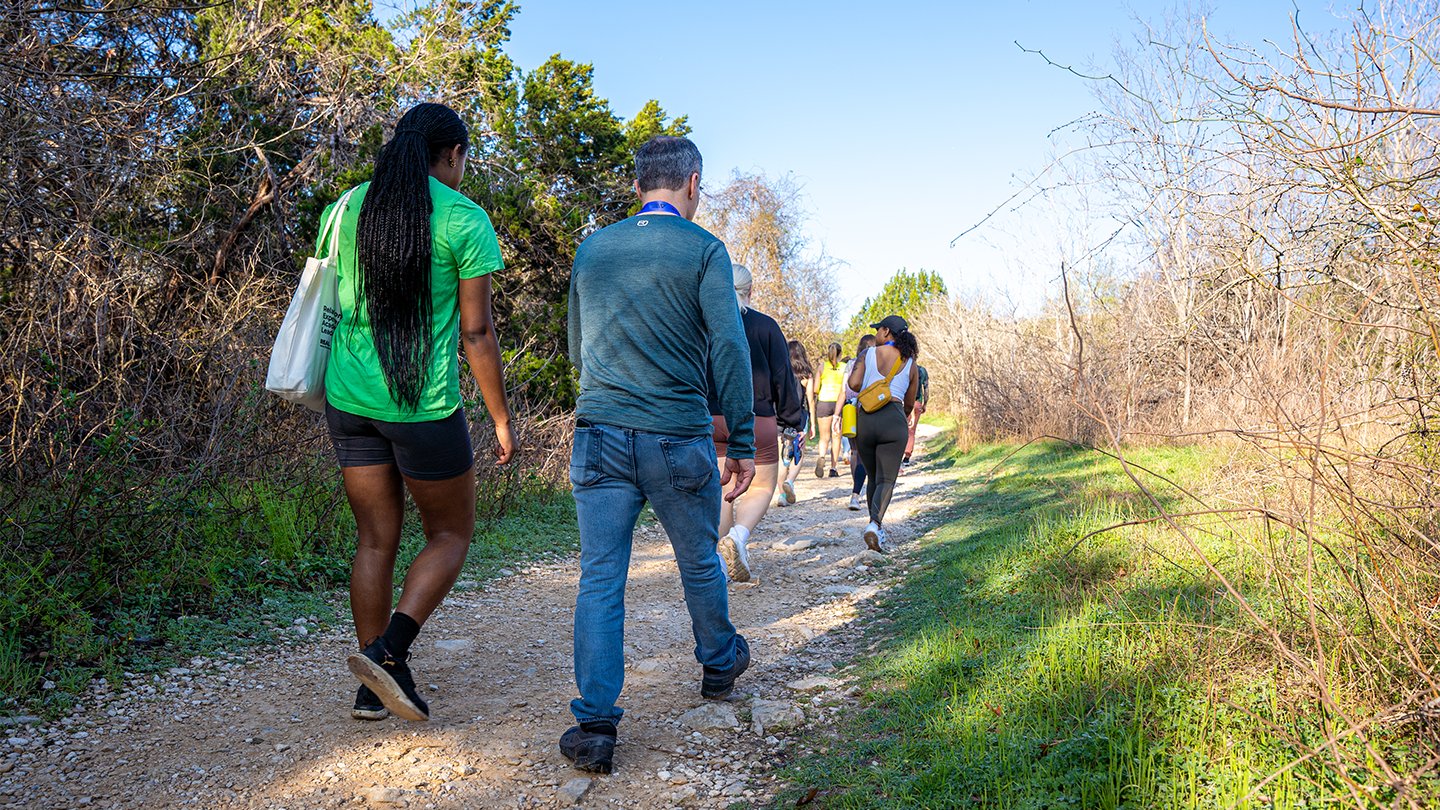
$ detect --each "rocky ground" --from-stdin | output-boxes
[3,428,951,809]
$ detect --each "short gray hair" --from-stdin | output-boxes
[636,136,702,192]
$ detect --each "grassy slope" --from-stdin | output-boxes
[780,436,1435,809]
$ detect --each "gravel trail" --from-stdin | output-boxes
[4,428,950,809]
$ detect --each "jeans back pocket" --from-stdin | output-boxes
[659,435,717,495]
[570,427,604,487]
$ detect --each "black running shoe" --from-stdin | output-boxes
[828,468,840,478]
[347,638,429,721]
[559,723,616,774]
[351,685,388,721]
[701,635,750,700]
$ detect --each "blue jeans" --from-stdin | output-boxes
[569,423,741,725]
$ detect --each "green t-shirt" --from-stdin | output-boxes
[320,177,504,422]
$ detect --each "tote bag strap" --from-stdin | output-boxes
[317,188,355,259]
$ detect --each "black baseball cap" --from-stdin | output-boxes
[870,315,908,332]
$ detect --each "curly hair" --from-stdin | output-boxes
[891,327,919,360]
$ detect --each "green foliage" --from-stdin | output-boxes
[0,0,689,704]
[844,268,948,345]
[0,448,578,710]
[783,442,1436,808]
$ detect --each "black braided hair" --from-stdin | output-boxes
[354,102,469,411]
[891,327,920,360]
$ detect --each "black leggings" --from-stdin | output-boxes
[854,401,908,524]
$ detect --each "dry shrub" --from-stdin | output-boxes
[926,3,1440,800]
[698,171,842,347]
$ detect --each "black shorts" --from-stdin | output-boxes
[817,399,838,419]
[325,403,474,481]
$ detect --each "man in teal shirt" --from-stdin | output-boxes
[560,136,755,774]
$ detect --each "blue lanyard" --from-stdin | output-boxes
[639,201,682,216]
[880,341,894,347]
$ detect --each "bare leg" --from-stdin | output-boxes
[344,464,476,647]
[345,464,405,647]
[731,463,780,533]
[394,470,477,624]
[816,415,834,475]
[717,456,733,538]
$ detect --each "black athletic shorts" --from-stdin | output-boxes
[816,399,838,419]
[325,402,474,481]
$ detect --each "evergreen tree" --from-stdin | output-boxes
[846,268,948,343]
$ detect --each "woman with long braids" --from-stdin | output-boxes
[321,103,519,723]
[812,342,845,478]
[846,316,920,552]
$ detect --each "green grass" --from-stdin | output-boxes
[0,470,578,715]
[779,438,1438,809]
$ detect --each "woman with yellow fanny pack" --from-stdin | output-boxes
[812,343,846,478]
[845,315,921,552]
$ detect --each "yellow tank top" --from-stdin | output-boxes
[817,362,845,402]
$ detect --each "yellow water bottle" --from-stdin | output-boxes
[840,401,858,438]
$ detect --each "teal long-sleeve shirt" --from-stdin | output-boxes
[567,213,756,459]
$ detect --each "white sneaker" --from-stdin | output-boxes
[848,493,863,511]
[863,521,887,553]
[781,480,796,505]
[718,527,751,582]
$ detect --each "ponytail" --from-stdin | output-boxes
[354,102,469,410]
[825,342,842,369]
[892,328,919,360]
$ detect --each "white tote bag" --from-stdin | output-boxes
[265,189,354,413]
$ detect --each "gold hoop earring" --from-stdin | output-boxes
[447,157,455,167]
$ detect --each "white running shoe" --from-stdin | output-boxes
[863,521,888,553]
[782,480,796,505]
[717,527,751,582]
[848,493,863,511]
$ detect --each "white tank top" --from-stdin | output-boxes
[862,348,912,405]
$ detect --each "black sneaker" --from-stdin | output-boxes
[828,468,840,478]
[351,685,388,721]
[701,635,750,700]
[559,723,616,774]
[347,638,430,722]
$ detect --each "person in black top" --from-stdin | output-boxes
[707,264,805,582]
[777,340,814,507]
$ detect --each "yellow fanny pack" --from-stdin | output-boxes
[857,354,904,413]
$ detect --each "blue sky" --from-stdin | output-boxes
[498,0,1345,319]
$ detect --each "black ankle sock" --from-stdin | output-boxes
[580,720,617,737]
[382,612,420,657]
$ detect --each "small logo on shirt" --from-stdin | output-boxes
[637,219,648,226]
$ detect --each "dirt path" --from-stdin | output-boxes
[4,429,952,810]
